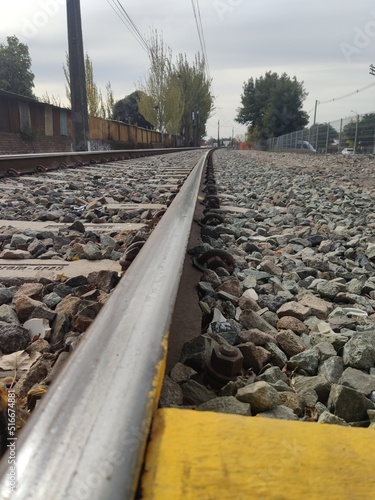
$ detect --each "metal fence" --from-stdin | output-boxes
[266,111,375,154]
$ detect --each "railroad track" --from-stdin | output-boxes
[0,147,206,498]
[0,148,375,499]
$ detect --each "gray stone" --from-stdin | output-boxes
[256,405,298,420]
[288,348,320,375]
[327,384,375,422]
[0,304,19,325]
[0,321,30,353]
[198,281,216,296]
[314,341,337,361]
[339,367,375,395]
[318,356,344,384]
[49,312,71,351]
[210,319,241,345]
[180,380,216,405]
[316,281,341,300]
[269,380,294,393]
[218,377,249,397]
[170,362,197,384]
[238,310,278,335]
[343,332,375,369]
[159,375,183,407]
[294,374,331,404]
[256,366,289,385]
[265,341,288,368]
[180,334,219,371]
[197,396,251,416]
[0,288,15,305]
[318,411,349,426]
[236,381,280,413]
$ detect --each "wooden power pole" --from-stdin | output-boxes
[66,0,90,151]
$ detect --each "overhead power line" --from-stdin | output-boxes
[316,81,375,106]
[190,0,211,83]
[107,0,149,54]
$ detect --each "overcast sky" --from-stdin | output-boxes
[2,0,375,139]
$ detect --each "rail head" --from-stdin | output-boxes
[0,150,211,499]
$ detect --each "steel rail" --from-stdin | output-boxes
[0,147,199,177]
[0,150,210,499]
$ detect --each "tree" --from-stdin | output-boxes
[138,29,175,136]
[174,53,213,145]
[0,35,35,98]
[63,52,114,118]
[114,91,153,128]
[138,30,213,145]
[342,113,375,152]
[236,71,308,140]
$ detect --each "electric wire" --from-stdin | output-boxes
[316,81,375,106]
[190,0,211,84]
[107,0,149,54]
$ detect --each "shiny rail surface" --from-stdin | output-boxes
[0,150,210,499]
[0,147,198,177]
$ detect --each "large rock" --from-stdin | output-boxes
[197,396,251,416]
[343,332,375,369]
[159,375,183,407]
[276,301,311,321]
[235,328,276,346]
[180,380,216,405]
[276,330,306,357]
[180,334,218,371]
[277,316,309,335]
[279,391,305,417]
[256,405,298,420]
[237,342,271,372]
[238,310,278,335]
[0,321,30,353]
[318,356,344,384]
[294,374,331,404]
[288,348,320,375]
[236,381,280,413]
[327,384,375,422]
[298,294,333,319]
[339,367,375,395]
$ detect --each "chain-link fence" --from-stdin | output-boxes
[266,112,375,154]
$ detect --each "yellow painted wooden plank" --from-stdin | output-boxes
[141,408,375,500]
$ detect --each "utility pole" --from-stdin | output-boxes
[66,0,90,151]
[217,120,220,148]
[370,64,375,77]
[313,100,318,126]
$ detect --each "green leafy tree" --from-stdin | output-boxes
[138,30,213,144]
[342,113,375,152]
[0,35,35,97]
[114,91,153,128]
[63,52,114,118]
[138,29,175,136]
[174,53,213,145]
[236,71,308,140]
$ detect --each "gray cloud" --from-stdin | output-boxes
[1,0,375,138]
